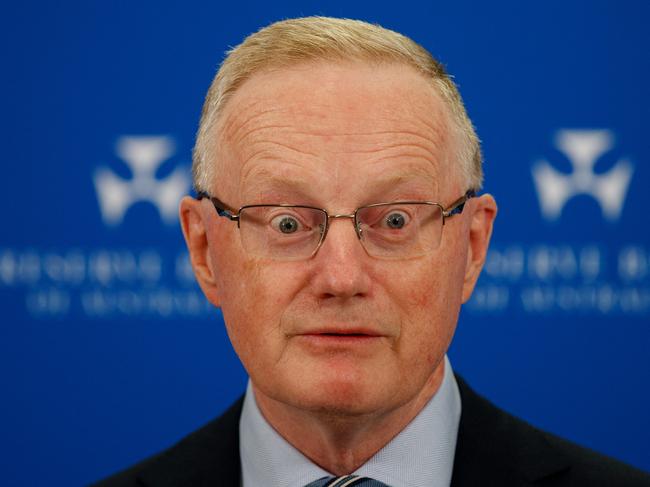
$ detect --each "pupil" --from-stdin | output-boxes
[279,217,298,233]
[386,213,405,229]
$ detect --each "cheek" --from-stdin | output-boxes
[380,253,467,360]
[213,248,305,362]
[383,259,456,315]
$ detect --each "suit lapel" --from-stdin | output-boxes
[138,397,244,487]
[451,376,570,486]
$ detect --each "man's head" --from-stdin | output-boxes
[181,17,496,420]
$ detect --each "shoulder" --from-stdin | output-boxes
[90,397,244,487]
[452,375,650,486]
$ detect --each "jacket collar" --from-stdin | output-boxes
[135,375,572,487]
[451,375,570,486]
[138,397,244,487]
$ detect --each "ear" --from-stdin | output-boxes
[179,196,222,307]
[461,194,497,303]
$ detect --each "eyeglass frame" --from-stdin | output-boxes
[196,189,476,259]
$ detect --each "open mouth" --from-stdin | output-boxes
[299,332,382,344]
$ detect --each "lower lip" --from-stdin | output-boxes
[297,334,383,346]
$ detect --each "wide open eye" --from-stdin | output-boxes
[271,214,302,234]
[384,211,409,229]
[358,205,415,233]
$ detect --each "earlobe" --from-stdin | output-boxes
[461,194,497,303]
[179,196,222,307]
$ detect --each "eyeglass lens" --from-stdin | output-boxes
[356,203,443,258]
[236,203,444,260]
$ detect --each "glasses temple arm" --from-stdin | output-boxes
[196,191,239,221]
[442,189,477,219]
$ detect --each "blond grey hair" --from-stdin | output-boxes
[193,16,483,193]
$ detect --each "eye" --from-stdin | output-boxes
[271,214,301,234]
[383,211,409,230]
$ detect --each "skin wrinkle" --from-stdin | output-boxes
[217,64,451,197]
[221,104,288,146]
[235,133,443,188]
[180,60,497,475]
[333,141,440,158]
[239,162,326,206]
[240,163,442,208]
[247,139,322,158]
[245,134,441,160]
[220,94,405,151]
[234,139,445,209]
[220,96,448,207]
[235,124,445,160]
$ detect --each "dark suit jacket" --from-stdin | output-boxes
[92,376,650,486]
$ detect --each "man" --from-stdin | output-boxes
[95,17,649,487]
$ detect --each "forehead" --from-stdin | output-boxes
[214,61,457,201]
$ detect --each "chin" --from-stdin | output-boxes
[289,371,398,417]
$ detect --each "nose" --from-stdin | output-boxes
[309,215,372,300]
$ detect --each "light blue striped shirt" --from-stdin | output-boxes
[240,355,461,487]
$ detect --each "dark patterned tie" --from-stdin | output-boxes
[304,475,392,487]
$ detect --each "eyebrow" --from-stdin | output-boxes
[240,173,318,204]
[369,173,437,190]
[365,181,440,206]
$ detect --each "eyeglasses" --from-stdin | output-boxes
[197,190,475,261]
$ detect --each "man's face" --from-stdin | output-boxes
[184,61,494,417]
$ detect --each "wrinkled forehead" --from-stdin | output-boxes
[211,61,459,201]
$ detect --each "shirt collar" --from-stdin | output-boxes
[240,355,461,487]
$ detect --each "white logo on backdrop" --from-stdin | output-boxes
[532,129,633,221]
[93,136,191,226]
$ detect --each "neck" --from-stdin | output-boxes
[252,363,446,475]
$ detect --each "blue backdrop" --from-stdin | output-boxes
[2,1,648,485]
